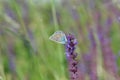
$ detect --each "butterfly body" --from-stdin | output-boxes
[49,31,67,44]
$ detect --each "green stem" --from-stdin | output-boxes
[50,0,59,30]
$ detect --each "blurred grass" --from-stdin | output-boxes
[0,0,120,80]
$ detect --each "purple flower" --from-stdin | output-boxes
[97,25,118,79]
[78,29,98,80]
[7,40,17,80]
[100,37,118,77]
[65,34,85,80]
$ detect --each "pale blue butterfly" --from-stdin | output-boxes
[49,31,67,44]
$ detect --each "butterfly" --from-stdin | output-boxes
[49,31,67,44]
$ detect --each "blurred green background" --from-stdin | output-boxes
[0,0,120,80]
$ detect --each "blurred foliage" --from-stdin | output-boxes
[0,0,120,80]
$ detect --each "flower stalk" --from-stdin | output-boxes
[65,34,84,80]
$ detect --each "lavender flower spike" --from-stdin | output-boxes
[65,34,84,80]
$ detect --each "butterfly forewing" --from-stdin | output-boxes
[49,31,67,44]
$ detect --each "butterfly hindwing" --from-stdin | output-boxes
[49,31,67,44]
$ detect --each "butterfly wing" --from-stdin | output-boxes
[49,31,67,44]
